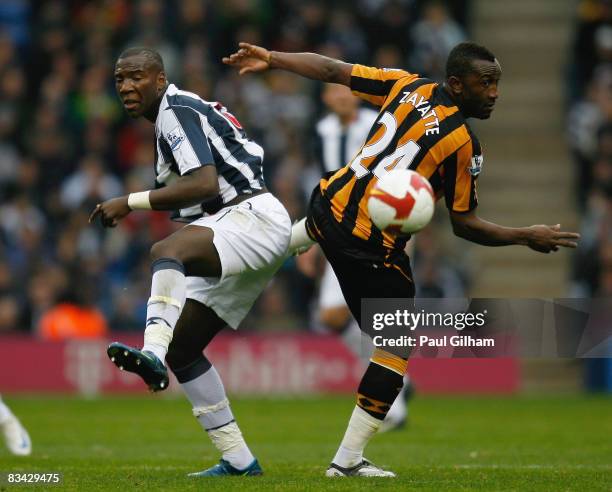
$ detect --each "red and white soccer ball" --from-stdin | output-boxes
[367,169,435,234]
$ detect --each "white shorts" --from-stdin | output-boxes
[185,193,291,329]
[318,262,346,309]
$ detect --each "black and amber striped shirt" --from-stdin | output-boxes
[319,64,482,253]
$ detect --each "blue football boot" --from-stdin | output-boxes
[188,458,263,477]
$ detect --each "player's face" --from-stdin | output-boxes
[456,59,501,119]
[114,55,166,119]
[322,84,359,118]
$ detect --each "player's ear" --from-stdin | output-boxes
[446,76,463,95]
[156,71,167,94]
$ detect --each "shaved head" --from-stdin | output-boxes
[117,47,164,72]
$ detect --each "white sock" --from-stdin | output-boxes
[181,364,254,470]
[0,397,12,424]
[288,217,316,254]
[332,406,382,468]
[209,422,255,470]
[182,364,235,430]
[142,258,186,363]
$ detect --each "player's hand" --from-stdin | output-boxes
[222,42,271,75]
[89,196,131,228]
[525,224,580,253]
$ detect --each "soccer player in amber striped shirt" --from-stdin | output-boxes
[224,41,580,478]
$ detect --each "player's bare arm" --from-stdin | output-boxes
[450,210,580,253]
[222,42,353,86]
[89,166,220,228]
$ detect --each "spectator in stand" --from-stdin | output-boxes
[571,0,612,100]
[567,67,612,208]
[412,227,468,298]
[60,154,123,211]
[410,0,466,81]
[38,278,108,341]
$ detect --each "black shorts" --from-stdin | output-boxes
[306,186,415,328]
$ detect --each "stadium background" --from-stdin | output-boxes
[0,1,610,490]
[0,0,609,393]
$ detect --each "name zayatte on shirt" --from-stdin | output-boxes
[398,90,440,136]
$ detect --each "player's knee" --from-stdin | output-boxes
[167,351,212,384]
[150,239,182,263]
[166,340,200,373]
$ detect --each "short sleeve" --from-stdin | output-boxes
[160,105,215,175]
[349,65,419,107]
[443,139,480,213]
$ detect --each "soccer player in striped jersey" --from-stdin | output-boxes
[224,41,580,477]
[304,83,412,431]
[90,47,292,477]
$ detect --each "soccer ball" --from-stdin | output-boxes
[367,169,435,234]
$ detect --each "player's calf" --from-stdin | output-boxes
[170,354,260,476]
[328,348,407,477]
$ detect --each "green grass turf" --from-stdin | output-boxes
[0,394,610,491]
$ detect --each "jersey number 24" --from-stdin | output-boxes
[350,111,420,180]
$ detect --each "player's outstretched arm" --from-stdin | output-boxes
[223,42,353,86]
[89,167,220,228]
[450,210,580,253]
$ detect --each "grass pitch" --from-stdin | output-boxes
[1,394,610,491]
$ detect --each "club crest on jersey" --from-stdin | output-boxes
[167,126,185,151]
[469,155,484,176]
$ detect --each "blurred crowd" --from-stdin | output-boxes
[568,0,612,298]
[0,0,472,337]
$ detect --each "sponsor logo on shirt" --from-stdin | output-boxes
[469,155,484,176]
[167,126,186,151]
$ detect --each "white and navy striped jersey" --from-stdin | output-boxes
[313,107,379,174]
[155,83,265,221]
